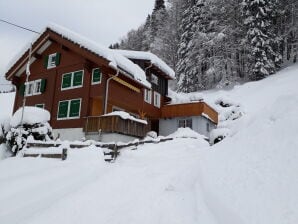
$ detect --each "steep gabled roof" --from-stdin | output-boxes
[5,24,151,88]
[114,49,175,80]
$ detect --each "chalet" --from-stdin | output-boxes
[5,24,218,142]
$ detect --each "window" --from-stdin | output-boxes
[144,89,152,104]
[25,82,34,96]
[61,70,84,90]
[207,123,210,132]
[57,99,81,120]
[92,68,102,84]
[153,91,161,108]
[45,53,61,69]
[24,79,46,96]
[151,74,159,85]
[178,119,192,129]
[35,104,45,109]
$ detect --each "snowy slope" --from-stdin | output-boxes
[0,65,298,224]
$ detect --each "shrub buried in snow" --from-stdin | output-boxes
[5,107,53,155]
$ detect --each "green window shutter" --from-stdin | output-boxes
[69,99,81,117]
[43,55,49,69]
[55,53,61,66]
[92,68,101,83]
[62,73,72,89]
[19,84,25,96]
[73,71,83,86]
[40,79,47,93]
[58,101,69,118]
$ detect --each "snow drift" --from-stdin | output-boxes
[0,64,298,224]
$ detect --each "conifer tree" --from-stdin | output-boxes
[243,0,282,80]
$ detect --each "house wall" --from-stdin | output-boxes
[159,116,216,138]
[52,128,84,141]
[11,33,170,141]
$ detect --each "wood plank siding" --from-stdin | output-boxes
[7,28,168,131]
[161,102,218,124]
[84,116,149,138]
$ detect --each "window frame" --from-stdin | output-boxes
[151,73,159,85]
[144,89,152,104]
[153,91,161,108]
[25,79,42,96]
[178,118,193,129]
[61,70,84,91]
[57,98,82,120]
[91,68,102,85]
[47,53,57,69]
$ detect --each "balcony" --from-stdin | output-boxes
[84,114,149,138]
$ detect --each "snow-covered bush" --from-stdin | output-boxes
[6,107,53,155]
[146,131,158,139]
[210,128,230,145]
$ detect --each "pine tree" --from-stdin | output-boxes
[243,0,282,80]
[176,0,200,92]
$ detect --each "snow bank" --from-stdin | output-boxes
[168,127,208,140]
[102,111,147,124]
[115,49,175,79]
[10,106,50,127]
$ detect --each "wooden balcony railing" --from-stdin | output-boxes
[84,115,149,138]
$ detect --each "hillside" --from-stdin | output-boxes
[0,64,298,224]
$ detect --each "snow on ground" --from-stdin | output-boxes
[0,92,15,159]
[0,64,298,224]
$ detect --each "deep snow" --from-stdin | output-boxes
[0,64,298,223]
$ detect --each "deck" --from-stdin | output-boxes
[84,115,149,138]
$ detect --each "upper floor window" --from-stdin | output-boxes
[153,91,161,108]
[44,52,61,69]
[144,89,152,104]
[92,68,102,84]
[178,119,192,129]
[61,70,84,90]
[151,73,159,85]
[23,79,47,97]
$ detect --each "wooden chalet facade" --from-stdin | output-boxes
[5,25,218,141]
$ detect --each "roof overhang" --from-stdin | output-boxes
[5,25,151,89]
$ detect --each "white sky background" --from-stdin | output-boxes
[0,0,155,89]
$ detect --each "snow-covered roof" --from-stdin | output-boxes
[6,24,151,88]
[101,111,147,125]
[10,106,50,127]
[114,49,175,80]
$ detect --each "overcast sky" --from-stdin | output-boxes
[0,0,155,88]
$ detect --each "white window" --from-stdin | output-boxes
[151,74,159,85]
[207,123,210,132]
[47,53,57,69]
[25,79,42,96]
[153,91,161,108]
[144,89,152,104]
[178,119,192,129]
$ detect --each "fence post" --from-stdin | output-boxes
[62,148,68,161]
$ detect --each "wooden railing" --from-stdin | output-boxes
[84,116,148,138]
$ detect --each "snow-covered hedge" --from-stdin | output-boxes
[6,107,54,155]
